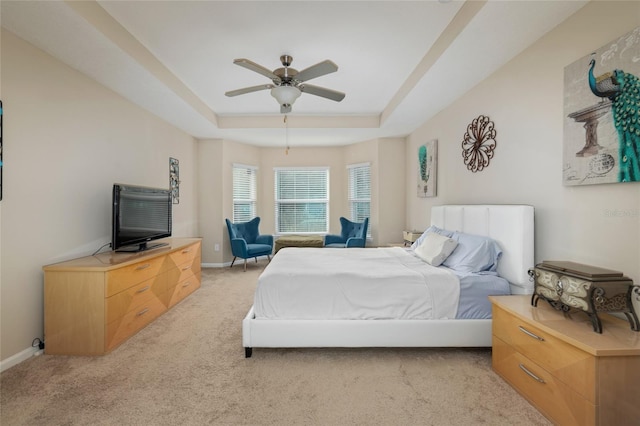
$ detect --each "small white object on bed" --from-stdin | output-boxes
[242,204,534,357]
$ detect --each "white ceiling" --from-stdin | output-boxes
[1,0,587,147]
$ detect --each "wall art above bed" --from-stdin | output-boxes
[417,139,437,197]
[563,26,640,186]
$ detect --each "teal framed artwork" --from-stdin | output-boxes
[417,139,437,198]
[563,26,640,186]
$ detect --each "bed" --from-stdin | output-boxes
[242,205,534,357]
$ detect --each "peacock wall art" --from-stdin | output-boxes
[588,55,640,182]
[563,26,640,186]
[417,140,437,197]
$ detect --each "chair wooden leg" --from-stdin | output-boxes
[255,257,258,263]
[230,257,237,268]
[267,255,271,262]
[244,259,247,272]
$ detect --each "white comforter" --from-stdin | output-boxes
[253,247,460,320]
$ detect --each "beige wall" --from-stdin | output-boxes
[406,1,640,287]
[197,139,225,265]
[0,30,199,363]
[377,138,406,244]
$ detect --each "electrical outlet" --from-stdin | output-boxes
[214,243,220,251]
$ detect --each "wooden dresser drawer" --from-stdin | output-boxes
[168,242,200,268]
[105,255,167,297]
[168,257,201,284]
[105,273,168,324]
[106,295,167,351]
[493,337,595,426]
[493,305,595,401]
[167,271,201,308]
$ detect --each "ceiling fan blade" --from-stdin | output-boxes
[295,60,338,82]
[225,84,274,97]
[233,58,281,83]
[299,84,345,102]
[280,104,292,114]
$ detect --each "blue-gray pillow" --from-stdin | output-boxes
[442,231,502,273]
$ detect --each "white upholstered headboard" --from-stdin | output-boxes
[431,205,535,294]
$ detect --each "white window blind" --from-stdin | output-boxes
[274,168,329,233]
[348,163,371,238]
[233,164,257,223]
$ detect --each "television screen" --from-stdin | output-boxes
[112,184,172,252]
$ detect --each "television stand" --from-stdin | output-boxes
[43,238,201,355]
[115,241,169,253]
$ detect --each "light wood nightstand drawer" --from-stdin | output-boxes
[105,256,167,297]
[493,337,595,426]
[493,304,595,401]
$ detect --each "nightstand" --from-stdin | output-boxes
[403,230,423,246]
[489,295,640,426]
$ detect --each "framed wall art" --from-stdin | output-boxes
[417,139,437,198]
[563,26,640,186]
[169,157,179,204]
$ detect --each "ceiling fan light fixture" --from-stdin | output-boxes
[271,85,301,108]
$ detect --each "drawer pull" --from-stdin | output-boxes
[182,248,192,254]
[519,363,546,384]
[136,308,150,317]
[518,326,545,341]
[136,286,150,294]
[135,264,151,271]
[182,281,192,288]
[181,266,191,271]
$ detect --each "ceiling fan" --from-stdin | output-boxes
[225,55,345,113]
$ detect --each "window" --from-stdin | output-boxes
[274,167,329,233]
[348,163,371,238]
[232,164,257,223]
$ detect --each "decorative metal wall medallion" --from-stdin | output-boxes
[169,157,180,204]
[461,115,497,172]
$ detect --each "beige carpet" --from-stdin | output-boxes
[1,260,551,425]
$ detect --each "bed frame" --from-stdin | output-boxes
[242,205,534,357]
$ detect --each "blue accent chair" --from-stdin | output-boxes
[225,217,273,271]
[324,217,369,248]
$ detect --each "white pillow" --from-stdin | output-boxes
[410,225,454,250]
[414,232,458,266]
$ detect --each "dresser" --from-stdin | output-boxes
[43,238,201,355]
[490,295,640,426]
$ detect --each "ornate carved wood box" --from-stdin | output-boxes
[529,260,639,333]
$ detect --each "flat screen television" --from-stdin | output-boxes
[112,183,172,252]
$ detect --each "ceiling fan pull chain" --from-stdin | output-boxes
[284,115,289,155]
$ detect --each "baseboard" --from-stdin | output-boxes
[201,262,230,268]
[1,346,43,373]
